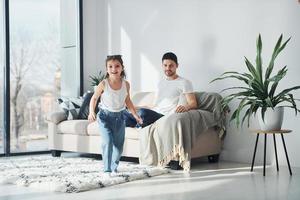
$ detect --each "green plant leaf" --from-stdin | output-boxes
[267,66,287,82]
[277,94,299,115]
[275,86,300,102]
[277,37,291,57]
[287,94,298,115]
[241,101,256,127]
[265,35,290,89]
[261,106,267,122]
[268,66,288,100]
[89,70,106,86]
[210,74,250,85]
[244,57,259,81]
[265,35,283,81]
[256,34,263,84]
[245,57,265,93]
[220,86,250,93]
[265,97,273,107]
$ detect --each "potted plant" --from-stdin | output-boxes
[211,34,300,130]
[89,70,105,91]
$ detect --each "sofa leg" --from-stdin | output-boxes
[51,150,61,157]
[208,154,219,163]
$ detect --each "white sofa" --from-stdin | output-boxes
[47,92,224,162]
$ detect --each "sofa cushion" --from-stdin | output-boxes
[46,111,67,124]
[124,128,139,140]
[57,120,89,135]
[87,121,139,140]
[86,121,99,136]
[57,97,83,120]
[78,92,100,119]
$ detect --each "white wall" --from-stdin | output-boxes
[83,0,108,92]
[83,0,300,167]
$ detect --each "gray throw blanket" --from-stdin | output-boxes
[139,92,226,171]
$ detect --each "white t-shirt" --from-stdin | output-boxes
[153,76,194,115]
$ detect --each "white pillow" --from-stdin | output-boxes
[57,97,83,120]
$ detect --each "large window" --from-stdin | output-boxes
[9,0,61,152]
[0,0,4,154]
[1,0,81,155]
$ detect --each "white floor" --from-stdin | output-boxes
[0,154,299,200]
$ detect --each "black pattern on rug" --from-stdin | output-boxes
[0,156,169,193]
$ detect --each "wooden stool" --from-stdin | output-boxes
[250,129,292,176]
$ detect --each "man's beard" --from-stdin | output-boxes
[165,70,175,77]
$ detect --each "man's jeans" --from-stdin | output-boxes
[97,109,125,172]
[123,108,164,128]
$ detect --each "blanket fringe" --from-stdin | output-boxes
[158,144,190,171]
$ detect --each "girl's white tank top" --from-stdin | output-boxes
[99,79,128,112]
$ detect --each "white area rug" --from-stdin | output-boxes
[0,156,169,193]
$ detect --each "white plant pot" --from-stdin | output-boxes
[257,107,284,131]
[93,86,97,92]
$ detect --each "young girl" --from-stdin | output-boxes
[88,55,143,175]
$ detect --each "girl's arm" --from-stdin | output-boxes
[88,80,105,122]
[124,81,143,124]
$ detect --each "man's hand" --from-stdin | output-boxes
[175,105,188,113]
[88,112,96,122]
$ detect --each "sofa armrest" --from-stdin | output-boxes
[46,111,67,124]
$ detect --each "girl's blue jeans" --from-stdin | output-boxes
[97,109,125,172]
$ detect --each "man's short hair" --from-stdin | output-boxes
[162,52,178,64]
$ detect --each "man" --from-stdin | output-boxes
[124,52,197,127]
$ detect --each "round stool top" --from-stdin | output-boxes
[251,129,292,134]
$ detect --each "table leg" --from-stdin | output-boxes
[273,134,279,171]
[263,133,267,176]
[281,134,292,175]
[251,133,259,171]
